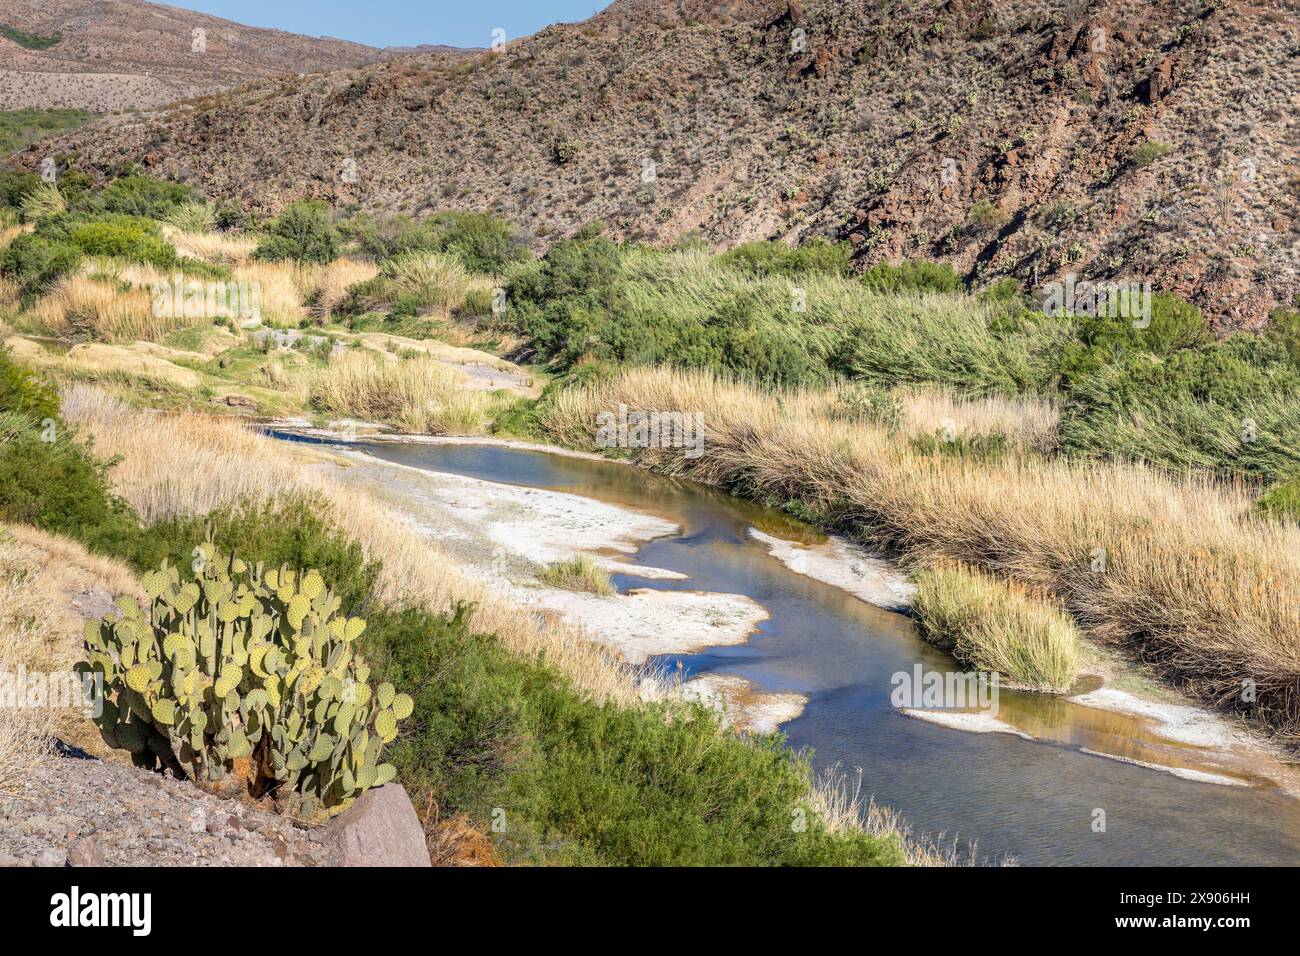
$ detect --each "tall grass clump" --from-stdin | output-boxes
[538,555,615,595]
[306,349,505,434]
[341,252,471,317]
[912,563,1082,691]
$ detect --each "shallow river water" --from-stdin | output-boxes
[289,434,1300,866]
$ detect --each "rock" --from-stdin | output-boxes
[67,838,106,867]
[36,847,67,867]
[322,785,431,867]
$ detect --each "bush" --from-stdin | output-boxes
[1060,335,1300,480]
[0,423,141,555]
[721,239,853,278]
[0,169,40,209]
[1132,141,1173,168]
[95,175,193,219]
[344,210,531,274]
[165,201,216,234]
[861,259,963,295]
[56,215,178,267]
[83,542,412,820]
[342,251,470,316]
[255,201,339,263]
[1257,478,1300,524]
[1057,292,1210,384]
[912,563,1082,692]
[0,347,58,420]
[129,496,381,613]
[1264,304,1300,367]
[18,182,65,222]
[365,605,904,865]
[0,232,83,295]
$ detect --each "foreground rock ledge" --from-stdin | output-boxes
[0,755,431,867]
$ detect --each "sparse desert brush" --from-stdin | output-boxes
[305,349,504,434]
[912,563,1082,691]
[539,366,1300,737]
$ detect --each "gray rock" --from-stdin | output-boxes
[36,847,67,867]
[67,837,106,867]
[323,785,431,867]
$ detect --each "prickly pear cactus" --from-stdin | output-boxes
[78,540,413,822]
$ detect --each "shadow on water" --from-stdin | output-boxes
[281,433,1300,866]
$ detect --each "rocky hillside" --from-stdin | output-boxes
[20,0,1300,327]
[0,0,388,111]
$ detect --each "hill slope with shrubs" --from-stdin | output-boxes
[23,0,1300,328]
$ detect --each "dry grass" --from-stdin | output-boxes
[539,366,1300,739]
[538,556,616,595]
[306,349,511,435]
[809,763,1003,866]
[58,385,652,706]
[231,261,304,327]
[294,258,378,321]
[0,524,144,786]
[23,274,183,342]
[912,563,1082,692]
[897,387,1059,456]
[162,227,258,264]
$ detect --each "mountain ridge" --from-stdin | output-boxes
[13,0,1300,327]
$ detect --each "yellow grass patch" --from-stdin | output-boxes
[305,349,513,434]
[294,258,378,321]
[162,226,258,264]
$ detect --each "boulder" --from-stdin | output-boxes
[323,785,431,867]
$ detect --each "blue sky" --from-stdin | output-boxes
[169,1,614,49]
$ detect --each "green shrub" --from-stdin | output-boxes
[255,201,339,263]
[1132,141,1173,168]
[344,210,530,274]
[83,542,411,820]
[0,109,92,156]
[165,201,216,234]
[721,239,853,278]
[364,605,904,866]
[1060,336,1300,480]
[0,25,62,49]
[0,422,141,555]
[0,232,83,295]
[0,346,59,420]
[129,496,381,613]
[0,168,42,209]
[1057,292,1210,384]
[861,259,963,295]
[59,215,178,267]
[96,174,193,219]
[1257,478,1300,524]
[1264,304,1300,367]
